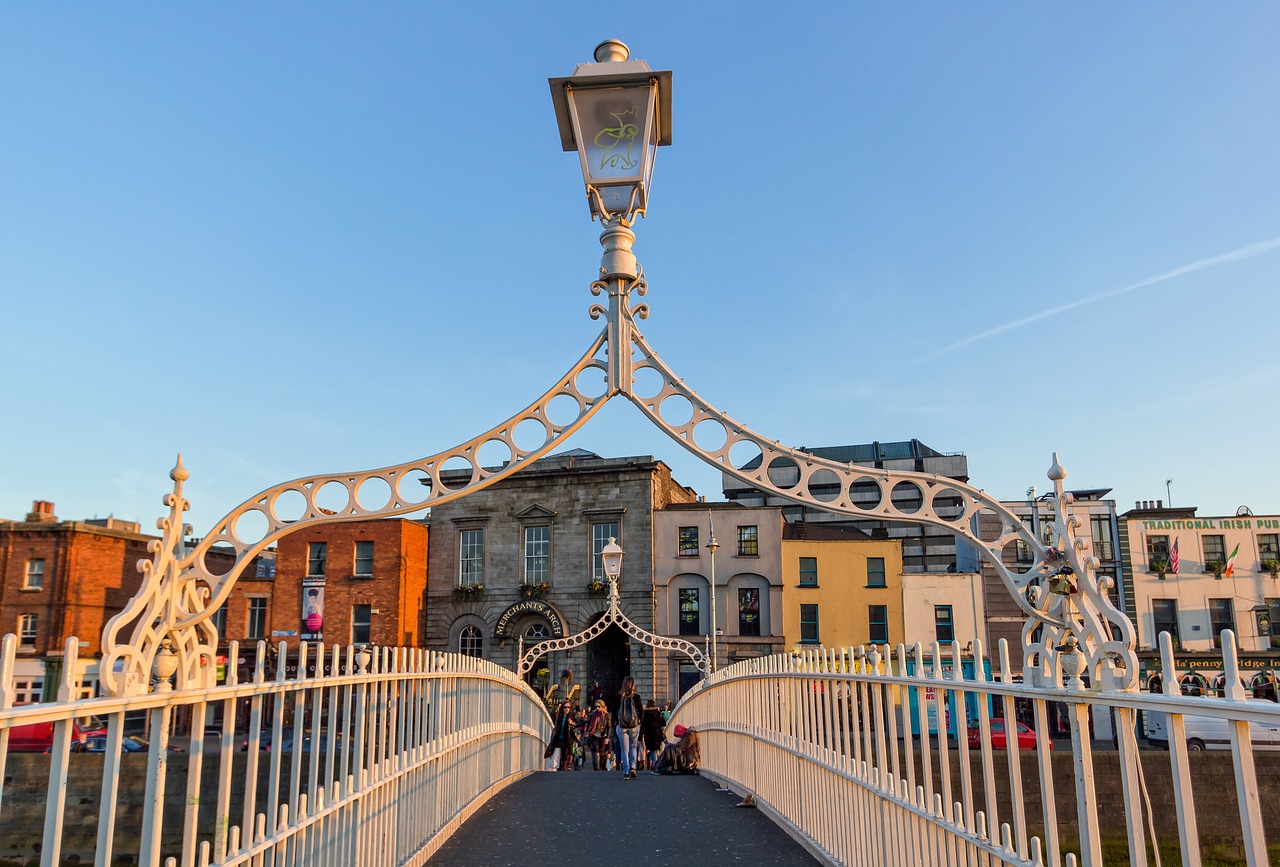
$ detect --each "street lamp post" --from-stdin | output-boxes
[706,516,719,672]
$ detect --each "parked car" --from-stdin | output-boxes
[7,716,89,753]
[240,728,336,752]
[1146,702,1280,751]
[70,735,155,753]
[967,719,1045,751]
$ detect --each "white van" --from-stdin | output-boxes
[1146,700,1280,751]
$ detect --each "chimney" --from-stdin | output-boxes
[1157,499,1163,508]
[26,500,57,523]
[1135,501,1141,509]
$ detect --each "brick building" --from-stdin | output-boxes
[0,501,152,701]
[425,451,697,707]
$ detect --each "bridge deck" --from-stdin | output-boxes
[428,769,819,866]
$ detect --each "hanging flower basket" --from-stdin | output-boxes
[519,582,550,599]
[453,583,485,601]
[1262,559,1280,578]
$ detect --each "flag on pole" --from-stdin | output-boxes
[1224,543,1240,578]
[1169,538,1179,574]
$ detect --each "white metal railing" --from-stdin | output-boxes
[669,630,1279,867]
[0,634,549,867]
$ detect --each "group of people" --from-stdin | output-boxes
[545,676,699,777]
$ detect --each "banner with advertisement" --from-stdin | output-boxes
[301,578,325,641]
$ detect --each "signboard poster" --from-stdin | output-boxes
[302,582,324,641]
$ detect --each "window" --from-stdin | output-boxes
[799,604,819,644]
[246,599,268,639]
[868,605,888,644]
[1015,516,1035,565]
[18,614,38,647]
[354,541,374,578]
[1146,535,1169,569]
[23,559,44,590]
[1209,598,1234,648]
[799,557,818,586]
[524,526,550,585]
[211,602,228,637]
[934,605,955,644]
[1090,516,1115,561]
[678,526,699,557]
[1203,535,1227,569]
[1151,599,1180,647]
[867,557,886,587]
[1267,599,1280,650]
[1259,534,1279,562]
[459,625,483,657]
[459,529,485,585]
[307,543,327,578]
[591,522,619,581]
[255,558,276,579]
[737,525,759,557]
[679,588,700,635]
[13,678,44,703]
[352,604,372,644]
[738,588,761,636]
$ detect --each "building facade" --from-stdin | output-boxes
[653,502,785,697]
[901,571,986,652]
[424,451,697,707]
[723,440,968,573]
[0,501,150,702]
[781,523,905,651]
[1120,503,1280,684]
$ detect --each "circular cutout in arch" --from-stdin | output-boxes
[807,469,841,503]
[693,419,728,453]
[631,365,666,401]
[313,480,352,516]
[545,393,583,429]
[271,488,309,525]
[890,481,923,514]
[766,456,799,490]
[356,476,393,511]
[512,417,550,454]
[232,509,270,547]
[850,477,882,510]
[931,487,967,522]
[477,438,514,472]
[438,455,476,491]
[728,439,764,474]
[659,394,694,429]
[574,366,607,400]
[397,469,433,505]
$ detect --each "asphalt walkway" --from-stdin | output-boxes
[427,768,819,866]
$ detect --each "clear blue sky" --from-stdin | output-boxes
[3,5,1278,535]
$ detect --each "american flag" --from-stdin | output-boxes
[1170,537,1179,574]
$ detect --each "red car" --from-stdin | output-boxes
[967,719,1046,751]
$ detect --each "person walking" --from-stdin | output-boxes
[585,699,612,770]
[547,700,574,771]
[614,676,644,779]
[640,699,665,769]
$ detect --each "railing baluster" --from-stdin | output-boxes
[1159,631,1200,867]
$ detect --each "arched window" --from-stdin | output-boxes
[459,625,483,657]
[525,623,552,641]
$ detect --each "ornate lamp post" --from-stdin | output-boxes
[601,536,624,586]
[706,519,719,672]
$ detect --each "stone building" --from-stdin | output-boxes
[425,451,696,706]
[653,502,785,697]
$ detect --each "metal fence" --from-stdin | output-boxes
[668,630,1280,867]
[0,634,549,867]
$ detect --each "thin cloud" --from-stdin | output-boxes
[921,236,1280,361]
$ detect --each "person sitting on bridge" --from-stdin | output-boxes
[650,724,699,775]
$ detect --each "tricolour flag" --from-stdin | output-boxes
[1224,543,1240,578]
[1170,538,1179,574]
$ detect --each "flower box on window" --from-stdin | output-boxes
[1262,559,1280,578]
[453,583,485,601]
[1205,560,1226,578]
[587,579,608,595]
[519,582,550,599]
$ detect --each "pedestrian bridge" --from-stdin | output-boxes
[2,631,1277,867]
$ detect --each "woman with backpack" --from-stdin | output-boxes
[614,676,644,779]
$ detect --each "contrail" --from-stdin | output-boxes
[921,236,1280,361]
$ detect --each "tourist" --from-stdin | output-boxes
[615,676,644,779]
[547,700,574,771]
[640,699,665,769]
[585,699,612,770]
[651,724,699,775]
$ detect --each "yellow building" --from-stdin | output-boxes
[782,524,904,650]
